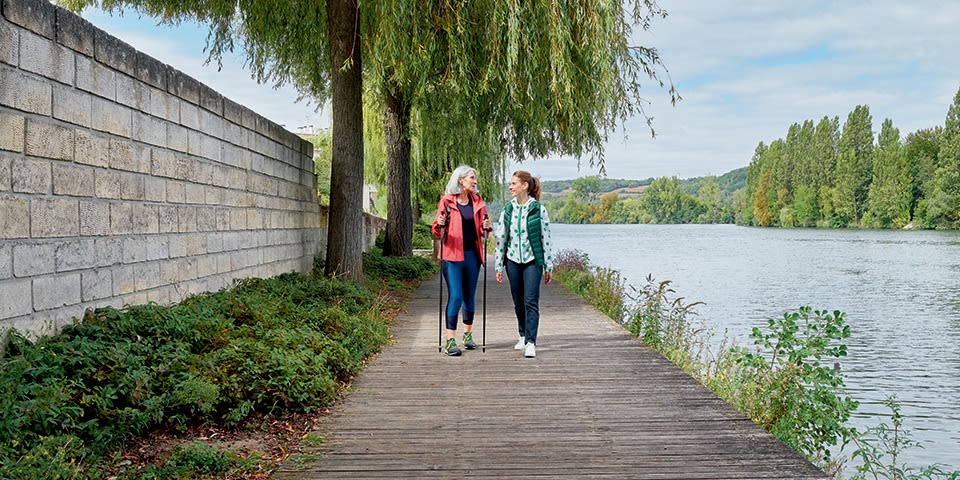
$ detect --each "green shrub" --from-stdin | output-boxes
[0,270,393,476]
[362,249,437,281]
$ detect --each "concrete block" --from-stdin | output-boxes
[197,206,216,232]
[144,176,166,202]
[120,172,145,201]
[195,254,216,279]
[135,50,166,90]
[0,278,32,319]
[179,101,200,130]
[145,236,168,261]
[0,244,9,280]
[205,232,223,253]
[0,111,25,153]
[31,197,78,237]
[215,208,230,231]
[229,209,246,230]
[55,7,95,56]
[149,86,179,122]
[81,268,111,301]
[52,162,94,197]
[52,84,92,127]
[2,0,56,38]
[75,55,116,100]
[122,236,146,263]
[109,139,150,173]
[33,273,82,310]
[91,97,132,137]
[74,130,109,167]
[178,256,197,281]
[109,202,132,234]
[159,260,177,284]
[79,200,109,236]
[24,119,73,161]
[13,241,56,276]
[132,111,166,146]
[0,195,29,238]
[149,149,177,179]
[168,68,200,105]
[92,237,121,267]
[131,203,158,234]
[198,109,223,138]
[166,123,188,153]
[111,263,135,294]
[54,238,94,272]
[198,83,222,115]
[93,27,135,77]
[0,18,18,67]
[201,134,222,162]
[134,261,160,291]
[158,205,178,233]
[204,185,223,205]
[0,65,52,115]
[178,205,197,232]
[116,73,148,109]
[185,183,205,205]
[20,29,74,85]
[94,169,122,199]
[12,157,51,194]
[165,179,186,203]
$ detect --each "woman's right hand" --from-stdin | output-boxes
[436,212,445,226]
[496,271,503,284]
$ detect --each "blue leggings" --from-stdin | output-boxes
[443,251,481,330]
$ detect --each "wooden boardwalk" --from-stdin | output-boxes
[273,273,828,479]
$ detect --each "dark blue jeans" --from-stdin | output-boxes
[442,250,481,330]
[505,259,542,345]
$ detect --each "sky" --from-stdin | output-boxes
[80,2,960,182]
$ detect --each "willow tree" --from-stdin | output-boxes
[363,1,678,256]
[64,0,367,281]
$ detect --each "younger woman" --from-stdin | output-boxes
[494,170,554,358]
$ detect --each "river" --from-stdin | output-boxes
[550,223,960,471]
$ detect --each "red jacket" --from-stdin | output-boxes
[431,192,491,264]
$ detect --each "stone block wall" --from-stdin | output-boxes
[0,0,328,338]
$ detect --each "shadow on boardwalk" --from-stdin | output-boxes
[274,273,828,479]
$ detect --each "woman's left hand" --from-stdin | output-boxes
[544,272,552,285]
[482,217,492,231]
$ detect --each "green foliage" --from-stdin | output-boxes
[0,269,407,476]
[120,441,260,479]
[724,307,857,464]
[847,397,960,480]
[363,249,438,282]
[735,89,960,230]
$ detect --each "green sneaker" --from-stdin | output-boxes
[445,338,462,356]
[463,332,477,350]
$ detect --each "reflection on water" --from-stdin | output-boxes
[552,224,960,470]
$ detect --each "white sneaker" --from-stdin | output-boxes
[514,337,525,350]
[524,343,536,358]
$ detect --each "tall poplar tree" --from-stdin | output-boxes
[928,87,960,227]
[837,105,875,224]
[865,119,910,227]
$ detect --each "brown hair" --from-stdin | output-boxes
[513,170,541,200]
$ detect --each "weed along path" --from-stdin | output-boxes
[273,274,828,479]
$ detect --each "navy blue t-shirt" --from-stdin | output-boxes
[457,200,477,251]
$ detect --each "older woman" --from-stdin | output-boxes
[432,165,493,356]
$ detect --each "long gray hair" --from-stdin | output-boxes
[444,165,478,195]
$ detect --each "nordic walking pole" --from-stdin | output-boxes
[438,206,450,353]
[482,213,489,353]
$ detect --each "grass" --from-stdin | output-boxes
[0,251,437,479]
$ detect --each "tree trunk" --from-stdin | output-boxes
[325,0,364,281]
[383,86,413,256]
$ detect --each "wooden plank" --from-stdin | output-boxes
[273,274,829,479]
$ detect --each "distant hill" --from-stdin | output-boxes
[541,167,747,197]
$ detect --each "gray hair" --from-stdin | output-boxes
[444,165,478,195]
